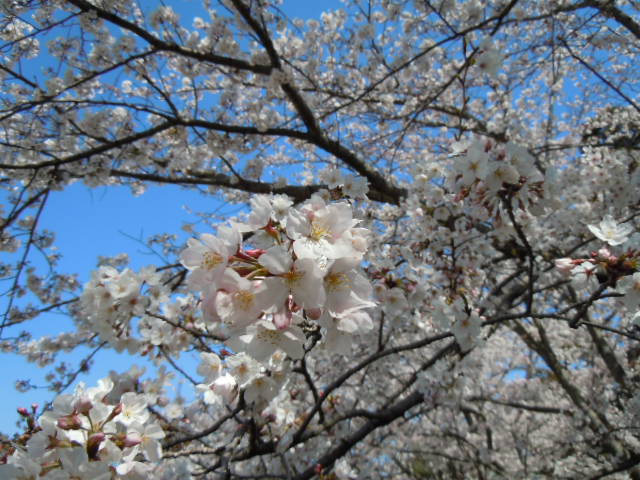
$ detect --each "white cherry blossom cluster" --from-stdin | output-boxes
[195,350,291,412]
[556,248,623,291]
[474,38,504,80]
[450,137,546,217]
[181,194,375,403]
[317,167,370,199]
[79,266,169,354]
[0,376,164,479]
[432,297,483,352]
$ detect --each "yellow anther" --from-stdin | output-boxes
[324,271,349,292]
[236,290,254,310]
[202,252,224,270]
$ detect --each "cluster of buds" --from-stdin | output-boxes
[555,215,640,318]
[556,214,638,290]
[556,247,637,287]
[0,377,164,478]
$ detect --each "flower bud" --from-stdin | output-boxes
[597,247,616,262]
[122,432,142,448]
[273,309,293,330]
[244,248,266,258]
[264,221,280,240]
[57,413,82,430]
[105,403,123,424]
[305,308,322,320]
[554,258,574,275]
[86,432,105,460]
[75,395,93,415]
[112,432,141,449]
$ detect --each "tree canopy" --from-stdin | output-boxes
[2,0,640,478]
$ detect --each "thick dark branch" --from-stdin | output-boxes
[293,357,325,424]
[229,0,407,205]
[63,0,272,74]
[560,36,640,115]
[109,169,325,203]
[0,63,38,88]
[468,396,573,415]
[174,118,309,141]
[568,281,613,328]
[291,330,452,445]
[585,0,640,41]
[586,323,627,388]
[164,405,242,449]
[159,117,405,203]
[589,453,640,480]
[315,136,407,204]
[229,0,321,135]
[293,391,425,479]
[0,121,177,171]
[503,198,536,314]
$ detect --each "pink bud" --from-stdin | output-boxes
[597,247,616,262]
[104,403,123,423]
[305,308,322,320]
[75,396,93,415]
[57,413,82,430]
[244,248,266,258]
[112,403,123,416]
[273,309,292,330]
[86,432,105,460]
[17,407,29,417]
[122,432,142,448]
[554,258,574,275]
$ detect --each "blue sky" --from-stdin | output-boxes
[1,0,343,435]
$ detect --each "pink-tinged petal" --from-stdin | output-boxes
[180,243,207,269]
[285,208,312,240]
[259,245,292,274]
[290,258,325,309]
[199,233,225,252]
[217,225,242,256]
[273,308,293,330]
[318,202,353,237]
[262,277,289,311]
[279,327,306,359]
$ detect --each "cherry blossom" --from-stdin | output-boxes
[180,233,235,290]
[3,0,640,478]
[588,214,634,246]
[617,272,640,310]
[227,319,306,362]
[475,38,504,80]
